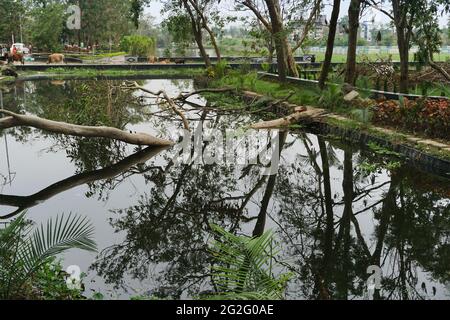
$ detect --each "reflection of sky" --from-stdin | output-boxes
[1,79,449,300]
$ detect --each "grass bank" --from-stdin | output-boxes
[207,71,450,160]
[16,67,206,80]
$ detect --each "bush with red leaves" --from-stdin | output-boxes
[372,98,449,139]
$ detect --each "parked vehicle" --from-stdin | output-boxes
[12,43,30,54]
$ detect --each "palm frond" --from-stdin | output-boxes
[0,212,97,299]
[20,213,97,274]
[205,224,292,300]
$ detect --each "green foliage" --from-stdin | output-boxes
[437,83,450,98]
[350,108,372,124]
[367,142,402,158]
[214,60,230,79]
[130,0,150,29]
[91,292,105,300]
[202,225,292,300]
[162,14,193,55]
[0,0,25,43]
[211,72,316,107]
[163,47,172,59]
[0,213,96,299]
[316,84,344,111]
[120,35,156,57]
[69,0,135,47]
[413,6,443,63]
[32,258,86,300]
[359,160,402,175]
[261,62,271,73]
[30,3,65,52]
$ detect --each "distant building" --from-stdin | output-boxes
[360,20,374,42]
[312,15,329,39]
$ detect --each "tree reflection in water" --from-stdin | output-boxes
[2,79,449,300]
[93,128,449,300]
[276,136,449,300]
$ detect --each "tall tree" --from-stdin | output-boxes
[344,0,364,85]
[163,0,224,67]
[318,0,341,89]
[30,2,66,52]
[185,0,222,61]
[130,0,150,29]
[237,0,305,80]
[391,0,419,93]
[413,2,450,81]
[265,0,294,80]
[181,0,212,67]
[368,0,450,93]
[0,0,26,44]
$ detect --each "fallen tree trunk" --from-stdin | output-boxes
[251,107,327,129]
[0,109,173,146]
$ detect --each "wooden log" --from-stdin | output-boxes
[0,109,173,146]
[251,108,327,129]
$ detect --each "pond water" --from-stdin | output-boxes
[0,79,449,300]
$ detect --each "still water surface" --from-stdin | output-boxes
[0,79,449,300]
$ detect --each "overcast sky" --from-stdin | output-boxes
[144,0,449,27]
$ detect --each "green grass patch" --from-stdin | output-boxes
[210,71,319,107]
[18,67,206,79]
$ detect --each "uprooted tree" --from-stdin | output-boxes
[0,109,174,146]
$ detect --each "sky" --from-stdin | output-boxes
[144,0,449,27]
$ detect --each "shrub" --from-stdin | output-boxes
[120,35,156,57]
[0,213,96,299]
[372,98,450,139]
[316,84,344,111]
[214,60,230,78]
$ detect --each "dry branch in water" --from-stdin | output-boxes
[123,81,191,131]
[122,83,324,130]
[123,81,236,131]
[0,109,173,146]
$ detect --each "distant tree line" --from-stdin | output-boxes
[0,0,149,51]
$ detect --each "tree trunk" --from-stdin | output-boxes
[285,40,299,78]
[265,0,291,81]
[0,109,173,147]
[344,0,362,85]
[397,35,410,93]
[0,146,165,220]
[183,0,211,68]
[188,0,221,61]
[252,131,287,237]
[319,0,341,89]
[205,26,221,61]
[318,137,334,299]
[392,0,413,94]
[195,29,211,68]
[336,148,353,300]
[429,60,450,81]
